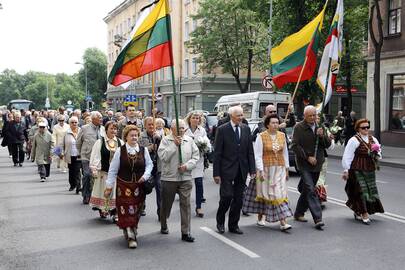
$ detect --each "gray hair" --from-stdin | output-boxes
[228,105,243,116]
[303,105,316,115]
[69,116,79,123]
[171,119,185,128]
[155,118,165,126]
[90,111,102,119]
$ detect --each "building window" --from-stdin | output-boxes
[192,58,198,75]
[160,68,165,81]
[186,96,196,111]
[389,0,402,35]
[167,67,171,81]
[166,95,172,118]
[184,59,189,78]
[390,74,405,131]
[184,21,189,41]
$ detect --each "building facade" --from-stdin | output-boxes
[367,0,405,146]
[103,0,263,119]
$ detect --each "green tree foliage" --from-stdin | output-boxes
[0,47,107,110]
[77,48,108,109]
[187,0,269,93]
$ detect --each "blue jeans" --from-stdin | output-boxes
[194,177,204,209]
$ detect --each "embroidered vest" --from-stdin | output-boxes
[350,135,376,171]
[261,131,285,167]
[117,145,145,182]
[100,138,122,173]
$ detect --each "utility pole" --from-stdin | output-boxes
[267,0,273,77]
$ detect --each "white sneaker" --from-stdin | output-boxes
[280,224,292,231]
[40,177,46,182]
[128,239,137,249]
[256,220,266,227]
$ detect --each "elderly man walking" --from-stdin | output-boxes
[291,105,331,230]
[52,115,69,172]
[77,111,105,204]
[214,106,256,235]
[158,119,199,242]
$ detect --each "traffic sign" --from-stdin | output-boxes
[85,96,92,102]
[123,94,137,107]
[262,75,273,91]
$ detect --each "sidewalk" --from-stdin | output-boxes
[329,144,405,169]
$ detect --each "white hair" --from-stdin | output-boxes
[69,116,79,123]
[74,109,81,115]
[171,119,185,128]
[155,118,165,126]
[228,105,243,116]
[303,105,316,115]
[90,111,102,119]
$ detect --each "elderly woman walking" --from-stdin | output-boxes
[31,121,54,182]
[158,119,200,242]
[62,116,82,193]
[184,111,211,218]
[342,118,384,225]
[90,121,123,221]
[242,114,292,231]
[104,125,153,249]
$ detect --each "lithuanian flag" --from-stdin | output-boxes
[271,3,327,89]
[108,0,173,86]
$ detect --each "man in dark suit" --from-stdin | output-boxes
[291,105,331,230]
[5,113,27,167]
[213,106,256,234]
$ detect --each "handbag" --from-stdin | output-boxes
[143,177,155,195]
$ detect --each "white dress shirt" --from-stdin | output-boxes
[106,143,153,188]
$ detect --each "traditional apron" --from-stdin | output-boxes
[116,145,146,229]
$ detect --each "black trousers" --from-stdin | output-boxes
[68,156,82,189]
[216,169,245,230]
[10,143,24,164]
[295,170,322,222]
[38,164,51,178]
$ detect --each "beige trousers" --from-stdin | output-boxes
[160,180,192,234]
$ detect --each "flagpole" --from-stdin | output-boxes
[164,6,183,163]
[284,55,309,123]
[152,72,156,122]
[314,57,333,155]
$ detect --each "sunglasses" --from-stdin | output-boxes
[359,126,370,130]
[39,126,45,128]
[71,122,78,124]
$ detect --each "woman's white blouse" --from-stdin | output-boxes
[342,134,381,172]
[106,143,153,188]
[254,133,290,172]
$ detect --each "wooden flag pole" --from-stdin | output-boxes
[152,72,156,123]
[284,55,309,123]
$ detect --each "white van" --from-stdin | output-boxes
[213,91,292,131]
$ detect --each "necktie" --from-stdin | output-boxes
[235,125,240,144]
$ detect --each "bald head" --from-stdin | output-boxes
[304,105,317,125]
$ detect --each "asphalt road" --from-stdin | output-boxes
[1,148,405,270]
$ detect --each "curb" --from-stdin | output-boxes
[328,154,405,169]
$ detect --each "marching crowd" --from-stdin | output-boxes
[0,104,384,249]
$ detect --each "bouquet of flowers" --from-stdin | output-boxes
[369,143,381,170]
[195,136,210,157]
[329,119,343,135]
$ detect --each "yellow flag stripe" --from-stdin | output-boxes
[271,5,327,65]
[134,0,169,38]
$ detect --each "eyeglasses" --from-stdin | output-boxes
[269,111,276,113]
[39,126,45,128]
[70,122,78,124]
[58,120,64,122]
[359,126,370,130]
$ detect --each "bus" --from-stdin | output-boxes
[7,99,34,111]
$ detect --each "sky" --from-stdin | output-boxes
[0,0,123,75]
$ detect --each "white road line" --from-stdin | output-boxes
[287,187,405,224]
[200,226,260,259]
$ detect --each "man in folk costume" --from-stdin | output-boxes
[291,105,331,230]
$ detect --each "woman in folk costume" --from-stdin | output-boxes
[104,125,153,249]
[315,114,335,208]
[184,111,211,218]
[242,114,292,231]
[89,121,123,221]
[342,118,384,225]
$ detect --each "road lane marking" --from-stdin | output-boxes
[287,187,405,224]
[200,226,260,258]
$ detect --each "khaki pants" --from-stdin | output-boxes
[160,180,192,234]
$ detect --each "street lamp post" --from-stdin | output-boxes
[75,62,89,110]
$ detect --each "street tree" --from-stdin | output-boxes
[77,48,107,109]
[369,0,383,141]
[187,0,268,93]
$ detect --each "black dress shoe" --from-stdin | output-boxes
[160,227,169,234]
[242,211,250,217]
[18,163,22,167]
[76,188,82,195]
[82,198,89,205]
[69,186,75,191]
[201,198,206,203]
[229,228,244,234]
[13,163,17,167]
[216,224,225,234]
[140,210,146,216]
[181,234,195,242]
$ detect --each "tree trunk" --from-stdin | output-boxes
[233,72,245,93]
[243,49,253,93]
[369,0,384,142]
